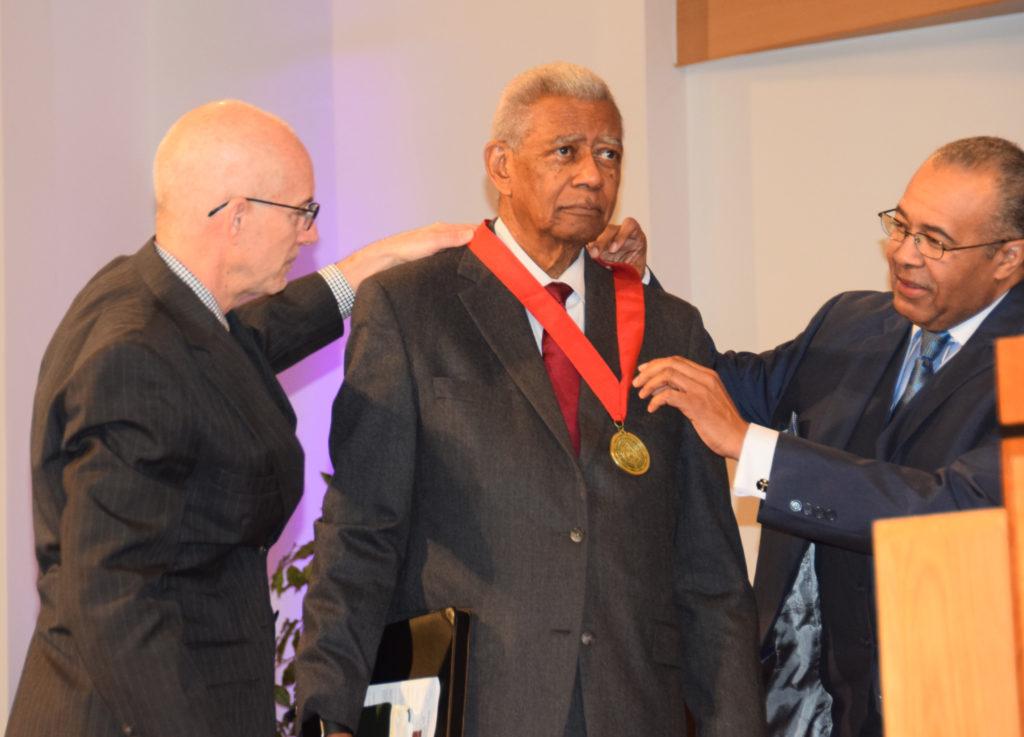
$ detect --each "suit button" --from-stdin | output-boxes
[826,510,837,521]
[259,545,268,554]
[789,500,803,513]
[569,528,585,544]
[122,726,134,737]
[581,631,595,646]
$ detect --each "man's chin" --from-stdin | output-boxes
[552,222,608,248]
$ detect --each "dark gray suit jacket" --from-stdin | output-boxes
[7,241,343,737]
[296,247,765,737]
[715,284,1024,736]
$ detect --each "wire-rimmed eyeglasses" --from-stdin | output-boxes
[208,197,320,231]
[878,209,1020,260]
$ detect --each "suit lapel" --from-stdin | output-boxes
[579,258,620,469]
[882,282,1024,456]
[457,247,577,457]
[133,242,302,493]
[810,310,910,451]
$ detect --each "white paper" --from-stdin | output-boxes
[363,676,441,737]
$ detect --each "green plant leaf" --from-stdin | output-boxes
[274,685,291,707]
[276,619,298,661]
[282,661,296,686]
[285,565,306,590]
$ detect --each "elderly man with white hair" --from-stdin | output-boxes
[296,62,765,737]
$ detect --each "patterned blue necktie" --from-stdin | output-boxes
[893,329,951,414]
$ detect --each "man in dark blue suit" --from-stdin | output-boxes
[635,136,1024,737]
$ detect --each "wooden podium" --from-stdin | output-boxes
[874,334,1024,736]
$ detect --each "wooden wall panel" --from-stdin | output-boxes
[998,335,1024,427]
[998,335,1024,733]
[875,508,1021,737]
[677,0,1024,65]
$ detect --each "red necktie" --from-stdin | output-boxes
[542,282,580,454]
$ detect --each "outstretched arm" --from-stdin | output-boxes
[337,222,475,291]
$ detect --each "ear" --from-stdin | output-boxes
[995,238,1024,279]
[225,197,248,239]
[484,140,513,197]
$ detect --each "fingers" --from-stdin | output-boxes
[420,221,476,248]
[615,217,641,250]
[633,356,718,399]
[631,355,747,459]
[587,222,623,258]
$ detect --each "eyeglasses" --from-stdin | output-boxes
[208,197,320,231]
[878,209,1020,260]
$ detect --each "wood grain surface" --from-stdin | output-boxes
[875,508,1021,736]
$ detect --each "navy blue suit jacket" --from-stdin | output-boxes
[715,282,1024,735]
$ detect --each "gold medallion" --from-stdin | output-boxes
[610,427,650,476]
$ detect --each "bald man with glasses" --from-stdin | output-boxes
[635,135,1024,737]
[6,99,475,737]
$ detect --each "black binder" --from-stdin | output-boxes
[356,608,471,737]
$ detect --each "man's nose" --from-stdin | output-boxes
[890,232,924,266]
[572,151,603,189]
[299,221,319,246]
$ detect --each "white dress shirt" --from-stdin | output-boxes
[493,218,586,348]
[732,290,1009,499]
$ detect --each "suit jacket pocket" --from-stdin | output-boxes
[650,620,684,668]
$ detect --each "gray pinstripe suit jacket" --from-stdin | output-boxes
[7,240,343,737]
[296,247,766,737]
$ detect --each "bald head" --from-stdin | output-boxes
[151,100,319,311]
[153,100,313,242]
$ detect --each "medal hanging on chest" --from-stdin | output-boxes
[467,221,650,475]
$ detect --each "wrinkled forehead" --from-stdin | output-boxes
[522,96,623,144]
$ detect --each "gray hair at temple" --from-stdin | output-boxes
[491,62,621,149]
[932,136,1024,242]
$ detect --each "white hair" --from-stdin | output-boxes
[491,61,621,148]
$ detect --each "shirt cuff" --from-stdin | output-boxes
[732,423,779,500]
[318,264,356,318]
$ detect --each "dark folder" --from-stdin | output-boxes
[356,608,471,737]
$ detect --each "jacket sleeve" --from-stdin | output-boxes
[234,272,346,373]
[713,293,848,428]
[55,340,213,736]
[673,314,768,737]
[759,431,1001,554]
[295,276,417,731]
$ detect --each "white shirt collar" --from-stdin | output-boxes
[493,218,585,304]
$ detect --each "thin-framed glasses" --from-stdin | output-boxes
[208,197,320,231]
[878,209,1020,260]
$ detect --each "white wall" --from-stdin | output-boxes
[327,0,650,257]
[0,0,7,723]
